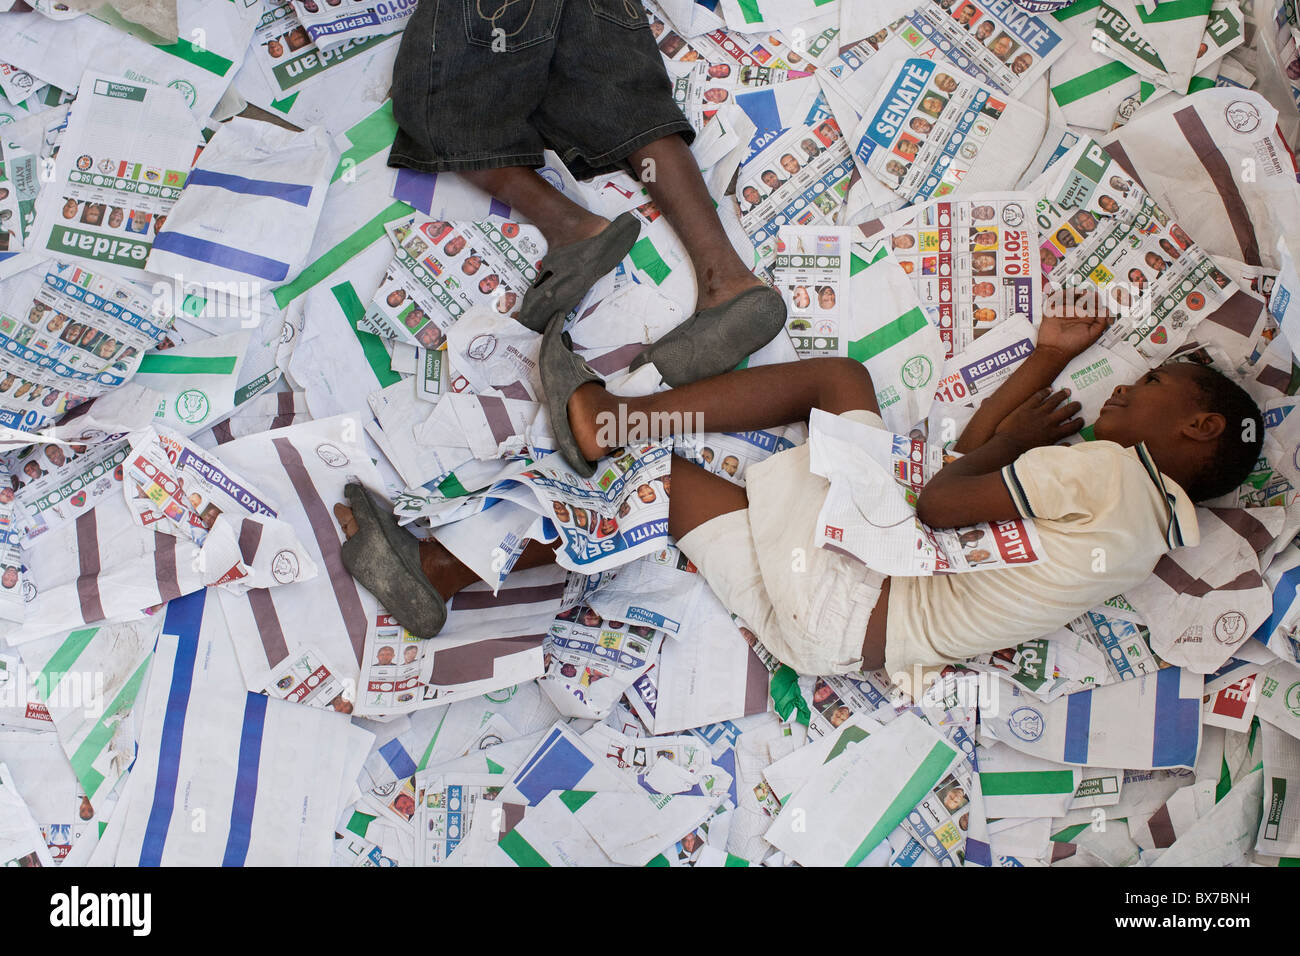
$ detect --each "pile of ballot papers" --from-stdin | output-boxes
[0,0,1299,868]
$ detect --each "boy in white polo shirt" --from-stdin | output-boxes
[335,297,1264,682]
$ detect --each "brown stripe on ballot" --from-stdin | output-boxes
[273,437,369,663]
[427,634,544,685]
[75,513,106,624]
[1173,106,1261,266]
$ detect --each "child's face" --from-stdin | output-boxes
[1093,364,1205,448]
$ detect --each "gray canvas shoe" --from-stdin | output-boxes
[517,211,642,332]
[539,311,604,477]
[630,285,786,386]
[339,483,447,638]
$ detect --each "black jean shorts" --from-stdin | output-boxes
[389,0,696,180]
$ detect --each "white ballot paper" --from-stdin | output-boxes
[0,262,168,429]
[807,408,1044,575]
[732,77,856,271]
[772,225,851,358]
[764,710,961,867]
[984,669,1204,770]
[1256,718,1300,857]
[109,591,371,866]
[0,761,55,867]
[293,0,414,51]
[819,1,1068,123]
[363,214,544,349]
[540,604,663,720]
[852,58,1045,205]
[1031,137,1238,370]
[501,722,638,807]
[146,118,338,286]
[932,314,1037,413]
[31,71,201,273]
[860,192,1040,358]
[511,441,673,575]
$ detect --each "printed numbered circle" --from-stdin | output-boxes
[939,237,949,252]
[940,288,950,302]
[116,178,126,189]
[817,256,830,267]
[939,262,950,276]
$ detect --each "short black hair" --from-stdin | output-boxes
[1183,363,1264,501]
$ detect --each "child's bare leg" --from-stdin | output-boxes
[666,455,749,540]
[334,503,556,600]
[460,167,609,249]
[568,356,879,461]
[626,135,786,386]
[628,136,762,308]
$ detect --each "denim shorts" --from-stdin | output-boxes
[389,0,696,180]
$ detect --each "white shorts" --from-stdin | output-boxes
[677,409,887,676]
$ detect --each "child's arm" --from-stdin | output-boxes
[952,290,1112,454]
[917,387,1083,528]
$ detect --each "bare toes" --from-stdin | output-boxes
[334,503,358,538]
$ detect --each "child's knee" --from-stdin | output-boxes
[821,357,877,414]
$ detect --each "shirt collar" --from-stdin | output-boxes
[1133,442,1200,549]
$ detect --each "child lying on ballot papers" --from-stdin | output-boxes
[334,292,1262,680]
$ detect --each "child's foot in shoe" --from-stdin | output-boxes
[331,484,447,638]
[565,382,617,463]
[631,285,787,387]
[334,502,473,602]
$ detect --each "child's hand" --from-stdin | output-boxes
[993,387,1083,453]
[1036,288,1112,362]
